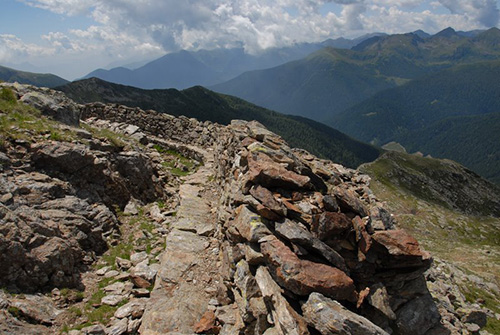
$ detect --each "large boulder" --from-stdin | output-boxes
[260,236,356,302]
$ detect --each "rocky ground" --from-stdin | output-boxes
[0,82,495,335]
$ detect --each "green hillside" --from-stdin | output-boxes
[56,78,380,168]
[398,113,500,185]
[360,151,500,333]
[0,65,69,88]
[211,28,500,121]
[330,60,500,184]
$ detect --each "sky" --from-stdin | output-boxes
[1,0,499,80]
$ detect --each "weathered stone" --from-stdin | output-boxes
[130,260,157,285]
[460,309,487,328]
[232,205,272,243]
[81,324,106,335]
[130,252,149,266]
[260,236,356,302]
[114,299,146,319]
[369,206,394,231]
[194,310,220,334]
[311,212,352,240]
[371,230,432,269]
[302,292,389,335]
[255,266,310,335]
[19,90,80,126]
[101,294,126,306]
[352,216,372,256]
[322,195,339,212]
[367,283,396,320]
[127,318,142,334]
[115,257,132,270]
[274,219,347,272]
[395,294,441,335]
[247,152,312,190]
[250,185,286,217]
[106,318,128,335]
[10,295,61,326]
[333,187,368,217]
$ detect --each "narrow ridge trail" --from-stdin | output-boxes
[140,147,225,335]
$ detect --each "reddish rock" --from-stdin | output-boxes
[352,216,372,255]
[130,275,151,289]
[371,230,432,269]
[333,187,368,217]
[194,311,220,334]
[250,185,286,217]
[372,230,428,258]
[260,236,357,302]
[247,153,311,190]
[256,204,282,221]
[311,212,352,240]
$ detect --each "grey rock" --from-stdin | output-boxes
[232,205,272,243]
[255,266,309,335]
[114,300,146,319]
[130,252,148,266]
[274,219,347,272]
[368,283,396,320]
[127,318,142,334]
[302,292,389,335]
[81,324,106,335]
[20,90,80,126]
[395,294,441,335]
[106,318,128,335]
[101,294,126,306]
[10,294,61,326]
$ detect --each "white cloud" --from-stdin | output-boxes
[438,0,500,27]
[4,0,500,78]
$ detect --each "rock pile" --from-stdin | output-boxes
[209,120,442,334]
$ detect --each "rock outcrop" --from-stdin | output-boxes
[0,83,492,335]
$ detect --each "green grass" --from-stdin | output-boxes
[81,124,126,147]
[7,306,20,317]
[155,146,198,177]
[463,284,500,333]
[0,89,76,143]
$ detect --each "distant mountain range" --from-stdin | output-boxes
[56,78,380,168]
[212,27,500,121]
[0,65,69,88]
[82,34,386,89]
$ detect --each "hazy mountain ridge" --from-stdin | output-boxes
[212,27,500,120]
[56,78,380,168]
[330,60,500,185]
[0,65,69,88]
[82,34,385,90]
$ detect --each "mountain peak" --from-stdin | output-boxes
[433,27,458,38]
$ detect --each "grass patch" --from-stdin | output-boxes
[101,241,134,268]
[7,306,20,317]
[68,306,83,317]
[81,123,126,148]
[0,91,76,143]
[154,145,198,177]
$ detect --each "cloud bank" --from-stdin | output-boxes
[2,0,499,78]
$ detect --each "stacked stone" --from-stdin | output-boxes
[213,120,441,335]
[81,103,217,148]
